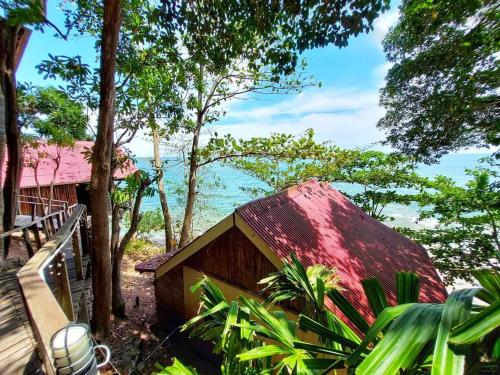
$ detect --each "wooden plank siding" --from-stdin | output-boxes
[19,184,78,215]
[155,226,277,321]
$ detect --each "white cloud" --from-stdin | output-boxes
[128,69,391,157]
[213,85,388,150]
[372,8,400,45]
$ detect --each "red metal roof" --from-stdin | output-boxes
[236,180,448,322]
[3,141,137,188]
[141,180,447,323]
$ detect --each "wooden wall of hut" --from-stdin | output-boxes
[19,184,78,215]
[155,226,277,319]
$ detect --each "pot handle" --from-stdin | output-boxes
[94,344,111,369]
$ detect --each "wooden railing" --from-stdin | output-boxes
[1,200,77,257]
[16,204,90,375]
[18,194,71,219]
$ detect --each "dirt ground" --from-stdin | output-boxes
[100,256,169,375]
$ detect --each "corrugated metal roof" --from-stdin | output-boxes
[3,141,137,188]
[135,249,182,273]
[236,180,448,322]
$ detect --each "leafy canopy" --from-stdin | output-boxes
[403,165,500,284]
[18,85,89,143]
[378,0,499,161]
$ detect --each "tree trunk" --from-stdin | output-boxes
[89,0,121,337]
[179,112,203,247]
[0,21,22,258]
[152,125,174,252]
[111,176,149,317]
[0,69,6,256]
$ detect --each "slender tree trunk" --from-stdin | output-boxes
[0,75,6,256]
[0,21,22,258]
[90,0,121,337]
[179,112,203,247]
[152,124,174,251]
[112,176,149,316]
[34,164,47,216]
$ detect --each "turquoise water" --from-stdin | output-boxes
[135,153,490,240]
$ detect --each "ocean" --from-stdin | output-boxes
[135,153,491,242]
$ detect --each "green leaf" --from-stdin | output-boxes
[293,341,349,358]
[471,269,500,299]
[221,301,239,347]
[346,303,415,366]
[298,314,359,349]
[432,288,480,375]
[181,301,228,331]
[396,272,420,304]
[362,278,389,317]
[449,300,500,346]
[327,289,370,334]
[356,304,443,375]
[237,345,294,361]
[154,357,199,374]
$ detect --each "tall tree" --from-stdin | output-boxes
[156,0,391,247]
[0,1,40,257]
[378,0,499,162]
[89,0,121,336]
[151,123,174,252]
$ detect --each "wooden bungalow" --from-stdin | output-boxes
[14,141,136,215]
[136,180,447,327]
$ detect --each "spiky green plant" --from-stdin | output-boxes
[157,260,499,375]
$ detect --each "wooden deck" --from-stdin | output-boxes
[0,269,42,374]
[0,206,92,374]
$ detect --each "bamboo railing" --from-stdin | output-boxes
[16,204,90,375]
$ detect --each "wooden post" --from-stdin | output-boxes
[55,214,62,231]
[41,218,50,240]
[72,228,84,281]
[22,228,34,258]
[80,216,90,256]
[30,223,42,249]
[54,252,74,321]
[49,215,57,234]
[77,291,89,325]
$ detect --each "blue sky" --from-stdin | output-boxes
[18,1,401,157]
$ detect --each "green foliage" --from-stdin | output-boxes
[1,0,44,26]
[404,166,500,284]
[154,357,199,375]
[200,129,334,196]
[161,260,500,375]
[331,150,423,221]
[378,0,500,161]
[124,238,162,260]
[180,276,266,374]
[259,254,342,317]
[111,170,156,206]
[18,85,89,143]
[123,208,165,239]
[205,130,423,221]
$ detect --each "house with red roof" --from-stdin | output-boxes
[7,141,137,214]
[136,180,447,327]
